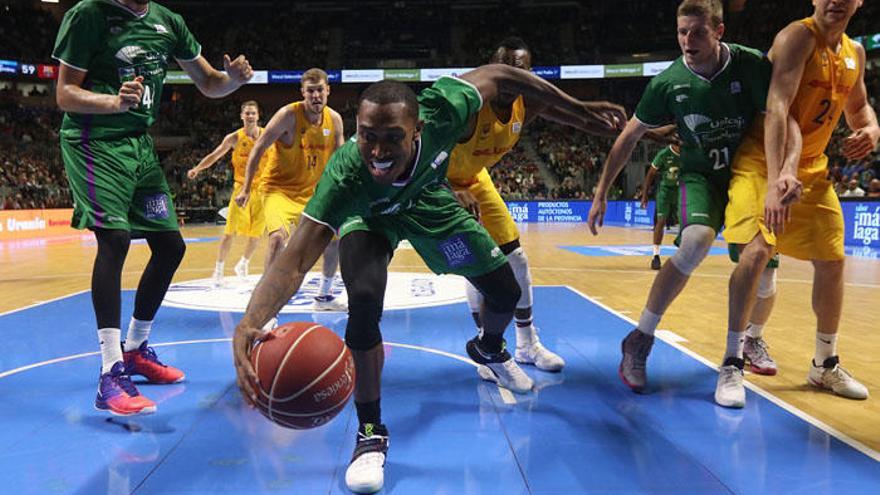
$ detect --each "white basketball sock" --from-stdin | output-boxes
[814,332,838,365]
[98,328,123,373]
[652,245,660,256]
[124,318,152,351]
[318,275,334,297]
[637,308,661,336]
[725,330,745,360]
[214,261,224,274]
[746,322,764,339]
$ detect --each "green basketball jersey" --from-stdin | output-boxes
[52,0,201,140]
[304,76,483,231]
[651,145,682,188]
[635,43,770,183]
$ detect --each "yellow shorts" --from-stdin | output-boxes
[725,154,844,261]
[224,183,265,238]
[262,190,309,236]
[451,168,519,247]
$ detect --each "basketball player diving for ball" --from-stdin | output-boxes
[233,65,626,493]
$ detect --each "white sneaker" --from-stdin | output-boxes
[466,337,533,394]
[515,328,565,371]
[715,358,745,408]
[345,423,388,494]
[313,296,348,312]
[211,270,224,288]
[808,356,868,400]
[233,258,249,280]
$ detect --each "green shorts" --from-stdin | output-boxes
[727,244,781,269]
[60,133,178,232]
[655,185,679,222]
[338,188,507,278]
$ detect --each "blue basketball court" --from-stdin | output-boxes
[1,284,878,494]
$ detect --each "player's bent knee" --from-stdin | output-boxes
[757,268,777,299]
[344,298,383,351]
[669,224,715,275]
[471,263,521,314]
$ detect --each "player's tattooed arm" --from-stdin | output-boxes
[233,218,333,404]
[461,64,626,134]
[842,43,880,161]
[188,132,237,179]
[178,54,253,98]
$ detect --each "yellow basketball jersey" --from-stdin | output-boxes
[261,102,336,197]
[447,96,525,187]
[230,127,269,186]
[735,18,860,177]
[792,18,860,163]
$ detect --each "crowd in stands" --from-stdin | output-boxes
[2,0,880,212]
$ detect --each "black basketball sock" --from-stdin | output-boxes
[355,399,382,426]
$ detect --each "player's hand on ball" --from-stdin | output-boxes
[842,128,880,161]
[232,322,270,407]
[587,195,607,235]
[583,101,627,133]
[117,76,144,112]
[224,54,254,84]
[453,189,480,221]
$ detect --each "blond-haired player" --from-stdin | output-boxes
[188,100,270,287]
[236,68,346,315]
[723,0,876,401]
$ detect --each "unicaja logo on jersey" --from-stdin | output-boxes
[115,46,146,64]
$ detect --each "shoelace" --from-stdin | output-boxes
[719,366,742,387]
[112,371,140,397]
[749,339,772,362]
[827,365,855,385]
[139,345,167,367]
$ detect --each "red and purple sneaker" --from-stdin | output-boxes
[123,341,186,384]
[95,361,157,416]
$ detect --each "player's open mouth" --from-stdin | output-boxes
[371,160,394,172]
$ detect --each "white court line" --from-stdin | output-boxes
[0,289,90,318]
[552,284,880,464]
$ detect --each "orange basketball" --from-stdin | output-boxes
[249,322,355,429]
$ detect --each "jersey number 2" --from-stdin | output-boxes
[813,99,832,125]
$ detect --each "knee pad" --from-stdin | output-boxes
[669,224,715,275]
[344,297,383,351]
[465,281,483,313]
[757,268,777,299]
[506,247,533,308]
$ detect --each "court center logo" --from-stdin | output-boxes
[162,272,467,313]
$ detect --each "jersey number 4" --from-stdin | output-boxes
[307,155,317,169]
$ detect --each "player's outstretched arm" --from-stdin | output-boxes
[56,64,144,114]
[233,217,333,404]
[461,64,626,134]
[188,132,237,179]
[236,106,295,206]
[178,54,253,99]
[842,43,880,161]
[587,117,650,235]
